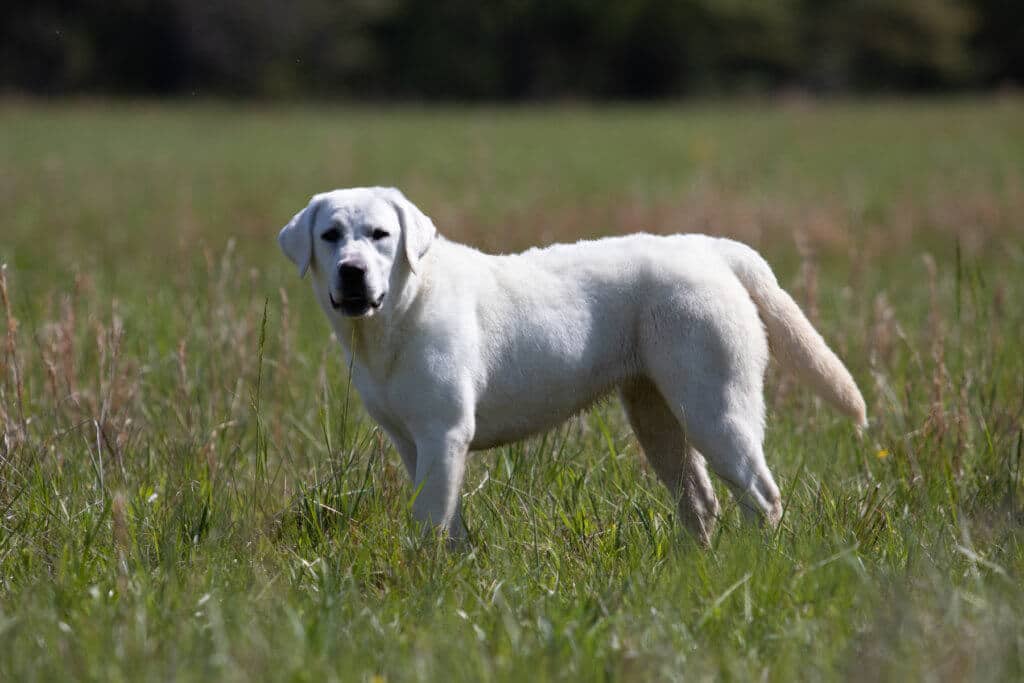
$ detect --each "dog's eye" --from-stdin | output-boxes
[371,228,390,241]
[321,228,341,243]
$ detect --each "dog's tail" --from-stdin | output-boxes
[716,238,867,428]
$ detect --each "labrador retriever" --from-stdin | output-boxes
[279,187,866,545]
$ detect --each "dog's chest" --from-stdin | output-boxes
[349,373,413,444]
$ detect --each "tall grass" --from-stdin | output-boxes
[1,99,1023,681]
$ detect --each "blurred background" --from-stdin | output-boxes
[3,0,1022,100]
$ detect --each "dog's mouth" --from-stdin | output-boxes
[329,291,385,317]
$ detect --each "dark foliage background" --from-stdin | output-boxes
[3,0,1022,99]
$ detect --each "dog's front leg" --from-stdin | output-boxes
[386,432,417,480]
[411,430,470,543]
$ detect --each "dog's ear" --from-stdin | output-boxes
[278,195,323,278]
[380,188,436,275]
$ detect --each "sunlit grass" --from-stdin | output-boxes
[1,98,1023,681]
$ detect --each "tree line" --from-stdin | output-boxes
[3,0,1022,99]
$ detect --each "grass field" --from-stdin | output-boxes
[1,98,1023,681]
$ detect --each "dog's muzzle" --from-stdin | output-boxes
[331,261,384,317]
[329,289,385,317]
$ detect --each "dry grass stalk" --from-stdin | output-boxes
[40,327,61,406]
[870,292,896,366]
[0,264,26,440]
[0,386,8,443]
[922,254,950,441]
[58,295,78,402]
[278,286,291,374]
[89,303,136,480]
[111,489,130,593]
[177,338,190,396]
[868,291,900,438]
[795,232,820,327]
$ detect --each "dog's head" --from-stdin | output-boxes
[278,187,436,318]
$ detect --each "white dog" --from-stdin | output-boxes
[279,187,866,545]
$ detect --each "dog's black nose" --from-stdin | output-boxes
[338,262,366,288]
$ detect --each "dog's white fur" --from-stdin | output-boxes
[279,187,867,544]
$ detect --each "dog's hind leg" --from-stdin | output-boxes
[652,366,782,527]
[644,297,782,527]
[620,378,720,546]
